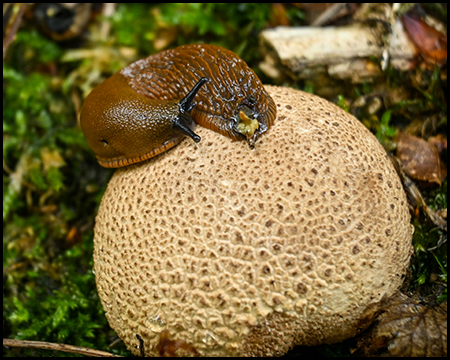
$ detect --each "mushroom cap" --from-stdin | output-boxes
[93,86,413,356]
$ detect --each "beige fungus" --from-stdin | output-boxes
[93,86,413,356]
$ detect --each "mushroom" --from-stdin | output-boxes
[93,86,413,356]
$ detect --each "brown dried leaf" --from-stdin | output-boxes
[428,134,447,155]
[354,292,447,357]
[396,133,445,186]
[40,147,66,171]
[391,156,446,231]
[157,330,199,357]
[402,13,447,66]
[270,3,290,27]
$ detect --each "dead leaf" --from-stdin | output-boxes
[428,134,447,155]
[402,13,447,66]
[354,292,447,357]
[391,156,447,231]
[65,226,81,247]
[396,132,445,186]
[157,330,199,357]
[269,3,290,27]
[40,147,66,172]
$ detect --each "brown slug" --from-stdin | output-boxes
[80,44,276,168]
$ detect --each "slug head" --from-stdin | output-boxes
[80,73,207,168]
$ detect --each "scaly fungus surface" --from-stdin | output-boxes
[93,86,413,356]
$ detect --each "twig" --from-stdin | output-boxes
[3,338,123,357]
[3,3,28,61]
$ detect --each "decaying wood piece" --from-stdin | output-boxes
[259,21,417,83]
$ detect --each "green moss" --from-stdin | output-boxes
[409,179,447,302]
[3,25,121,356]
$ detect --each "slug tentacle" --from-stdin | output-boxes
[173,113,201,143]
[179,77,209,113]
[80,44,276,168]
[172,77,208,143]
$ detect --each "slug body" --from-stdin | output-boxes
[80,44,276,168]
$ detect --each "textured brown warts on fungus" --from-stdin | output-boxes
[93,86,414,356]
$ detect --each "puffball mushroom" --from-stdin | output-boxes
[93,86,413,356]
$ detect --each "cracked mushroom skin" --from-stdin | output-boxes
[93,86,413,356]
